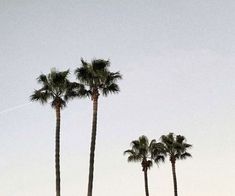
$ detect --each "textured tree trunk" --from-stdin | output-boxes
[87,94,99,196]
[171,161,178,196]
[55,106,61,196]
[144,169,150,196]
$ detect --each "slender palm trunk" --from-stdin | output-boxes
[171,161,178,196]
[87,94,99,196]
[144,169,150,196]
[55,106,61,196]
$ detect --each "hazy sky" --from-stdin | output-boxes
[0,0,235,196]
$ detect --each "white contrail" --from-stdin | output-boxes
[0,102,32,115]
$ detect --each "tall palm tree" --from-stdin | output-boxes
[74,58,122,196]
[160,133,192,196]
[124,135,165,196]
[30,69,73,196]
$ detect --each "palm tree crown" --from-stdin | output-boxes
[124,135,165,171]
[30,69,71,108]
[74,58,122,99]
[160,133,192,163]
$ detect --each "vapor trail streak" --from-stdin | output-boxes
[0,103,31,115]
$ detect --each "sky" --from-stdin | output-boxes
[0,0,235,196]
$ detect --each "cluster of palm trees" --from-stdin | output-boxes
[30,58,122,196]
[30,58,192,196]
[124,133,192,196]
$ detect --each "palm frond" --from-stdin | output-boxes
[123,149,135,156]
[149,139,157,150]
[91,59,110,71]
[131,140,140,148]
[139,135,149,146]
[146,160,153,169]
[183,143,192,148]
[102,83,120,96]
[75,66,93,85]
[176,135,185,144]
[37,74,48,85]
[180,152,192,160]
[127,155,142,162]
[154,155,165,165]
[30,89,51,104]
[64,82,90,100]
[31,69,72,109]
[105,71,122,85]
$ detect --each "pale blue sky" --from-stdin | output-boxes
[0,1,235,196]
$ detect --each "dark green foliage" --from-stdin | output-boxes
[160,133,192,162]
[124,135,165,170]
[30,69,74,108]
[74,58,122,98]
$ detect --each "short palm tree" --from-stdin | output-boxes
[124,135,165,196]
[74,58,122,196]
[160,133,192,196]
[30,69,73,196]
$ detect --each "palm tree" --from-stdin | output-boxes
[74,58,122,196]
[160,133,192,196]
[30,69,73,196]
[124,135,165,196]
